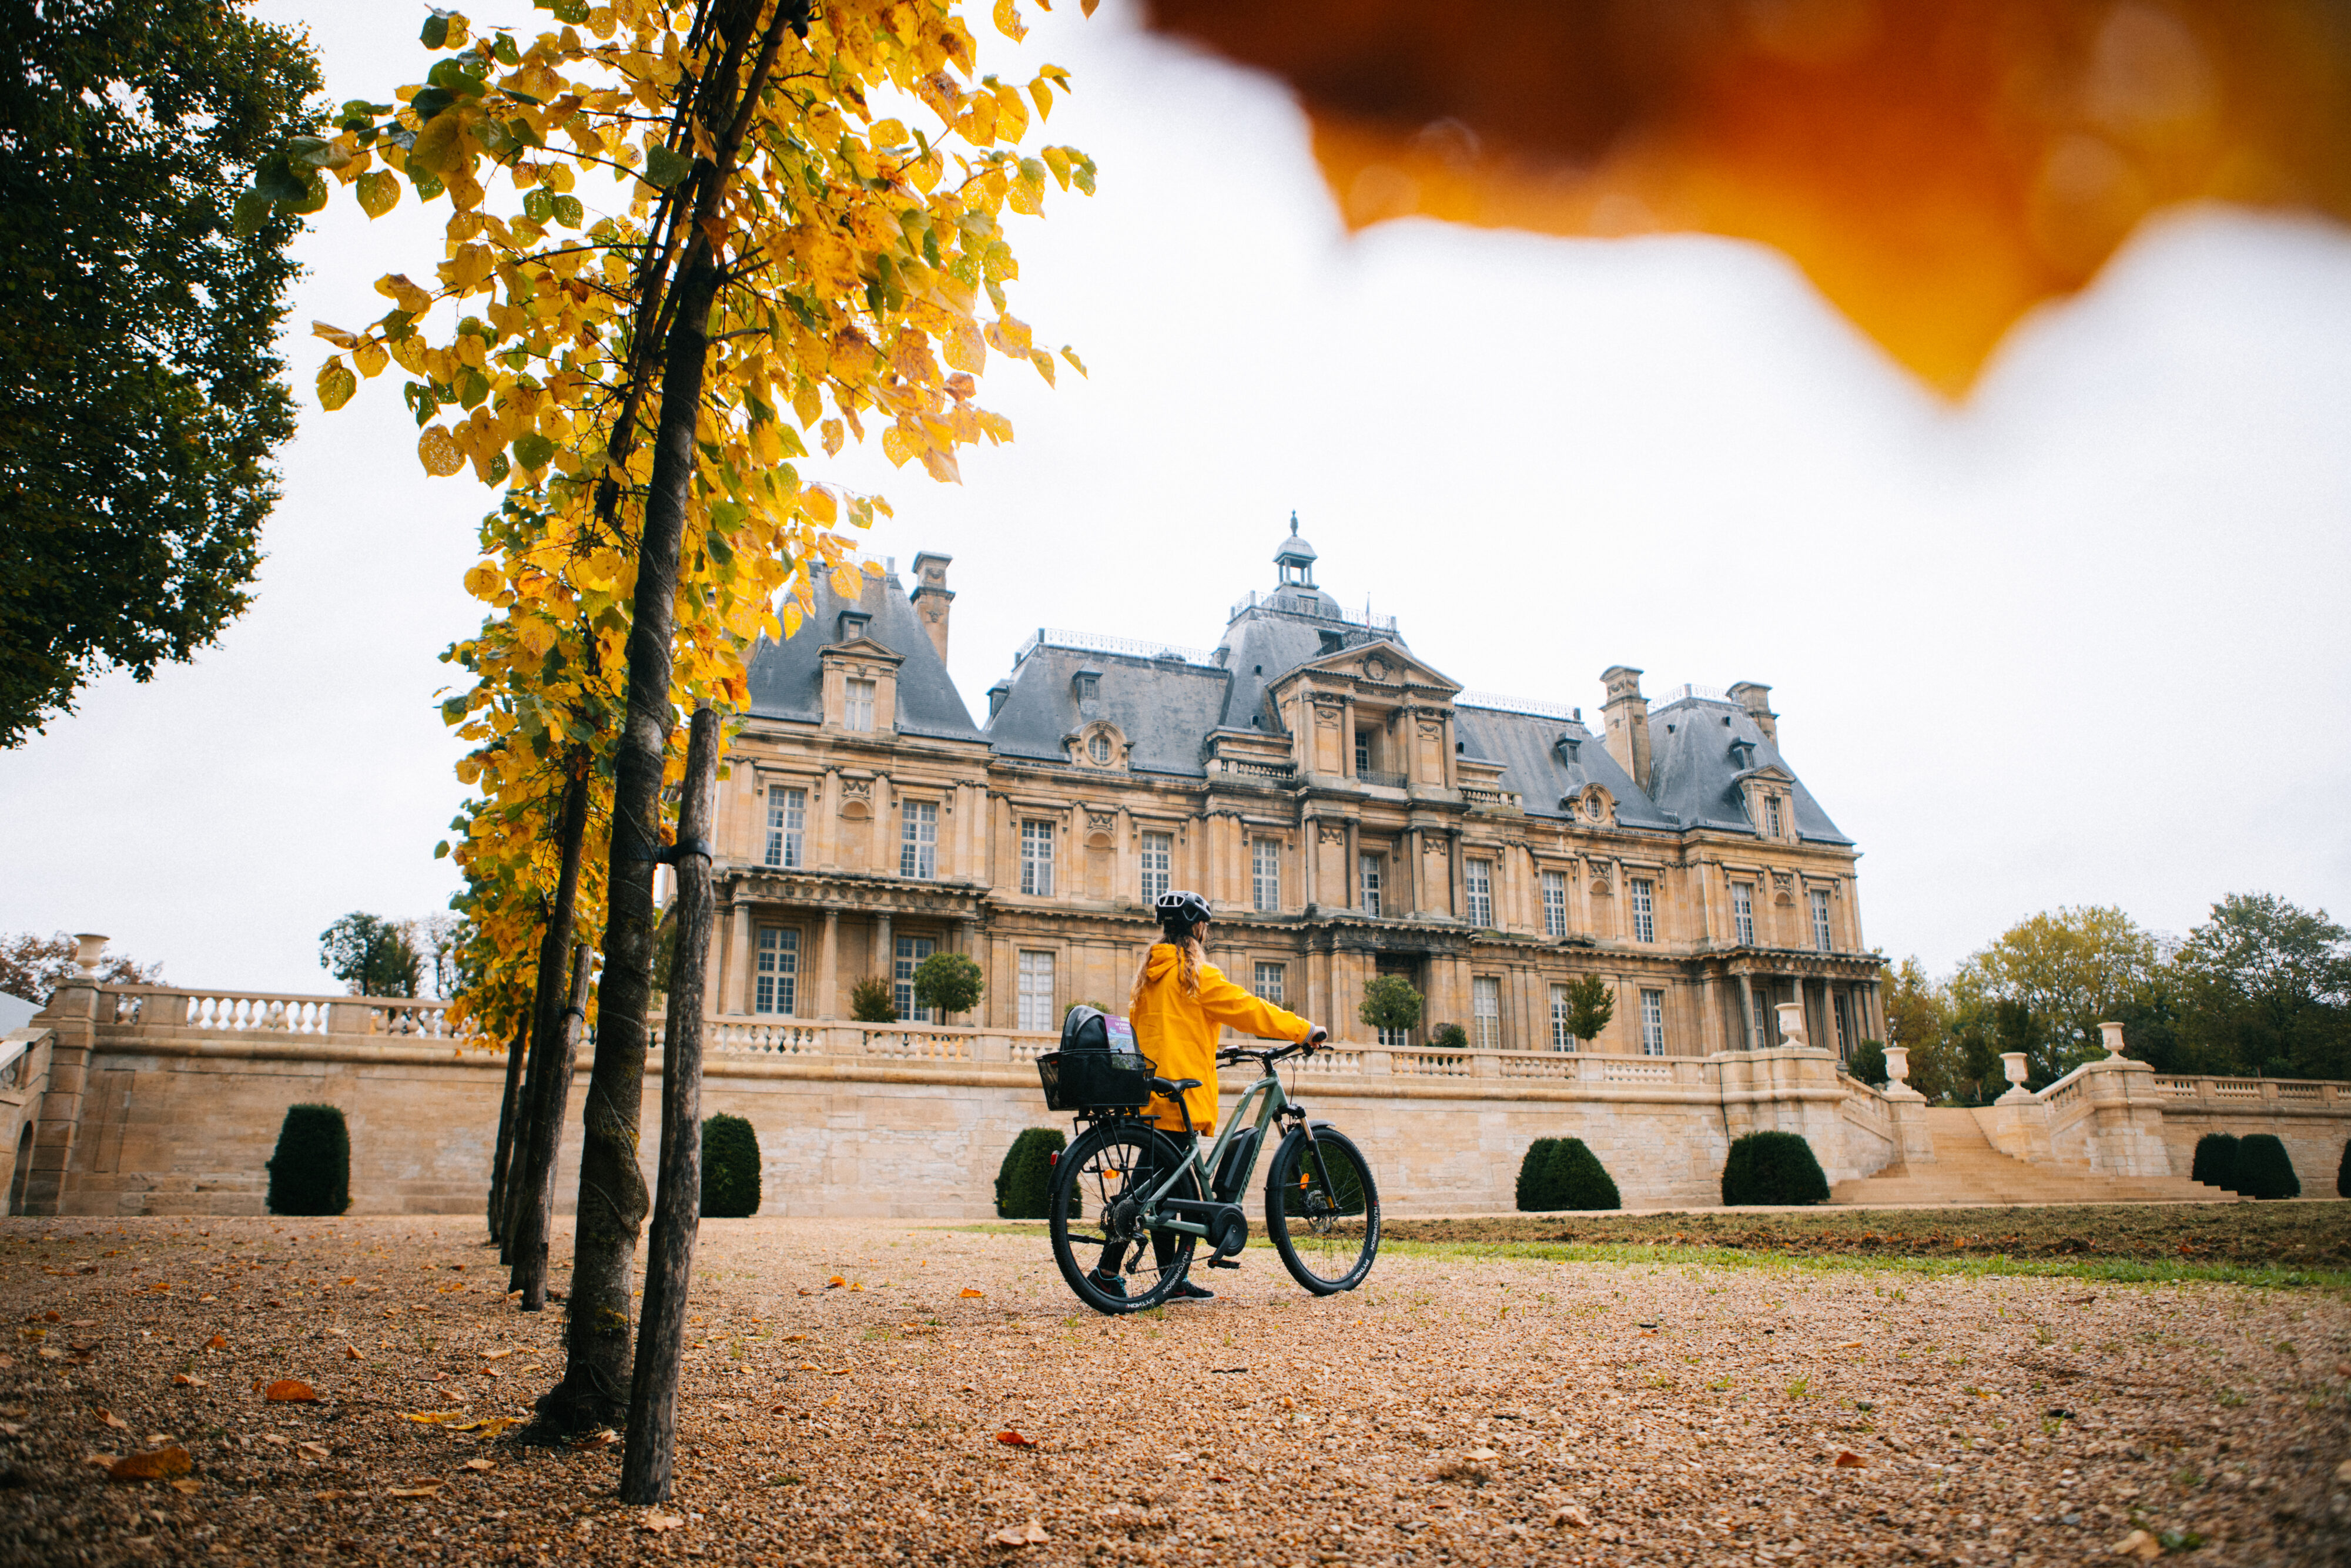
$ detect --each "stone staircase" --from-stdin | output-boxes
[1830,1107,2237,1206]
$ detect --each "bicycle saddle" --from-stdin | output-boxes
[1150,1077,1202,1097]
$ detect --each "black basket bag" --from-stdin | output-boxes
[1037,1006,1153,1112]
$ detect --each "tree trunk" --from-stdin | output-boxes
[493,891,563,1258]
[486,1020,528,1245]
[619,705,719,1503]
[536,253,722,1432]
[505,765,592,1291]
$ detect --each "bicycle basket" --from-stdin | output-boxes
[1036,1049,1154,1113]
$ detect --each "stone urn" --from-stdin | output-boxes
[1774,1000,1809,1050]
[1883,1045,1911,1084]
[2098,1021,2128,1057]
[71,933,108,980]
[1996,1050,2033,1103]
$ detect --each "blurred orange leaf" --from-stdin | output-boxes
[263,1379,318,1403]
[108,1446,193,1482]
[959,1288,985,1299]
[996,1429,1036,1447]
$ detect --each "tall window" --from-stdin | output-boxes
[1639,989,1665,1056]
[764,786,805,869]
[1732,882,1754,946]
[1465,859,1493,927]
[1549,983,1574,1051]
[1753,991,1770,1048]
[845,676,876,732]
[1541,870,1566,939]
[1020,820,1055,896]
[1252,962,1285,1006]
[1834,991,1852,1056]
[1764,795,1782,837]
[753,927,798,1014]
[1139,830,1171,904]
[1358,854,1382,916]
[893,934,936,1022]
[1354,731,1371,775]
[1251,837,1280,913]
[1810,887,1833,951]
[899,799,937,880]
[1472,976,1500,1050]
[1629,877,1655,943]
[1017,950,1056,1031]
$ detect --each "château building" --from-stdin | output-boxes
[704,524,1884,1058]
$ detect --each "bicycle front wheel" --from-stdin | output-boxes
[1049,1120,1199,1316]
[1265,1125,1381,1294]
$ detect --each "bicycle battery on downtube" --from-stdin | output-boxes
[1211,1126,1261,1202]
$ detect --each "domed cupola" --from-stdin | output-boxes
[1274,512,1317,589]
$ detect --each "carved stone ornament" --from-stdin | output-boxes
[839,778,873,799]
[1318,823,1348,845]
[1588,863,1614,896]
[1085,810,1117,835]
[1364,655,1391,682]
[1417,720,1442,742]
[1580,785,1613,826]
[1770,869,1797,903]
[1314,703,1343,729]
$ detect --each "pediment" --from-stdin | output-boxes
[819,634,904,664]
[1277,640,1458,696]
[1732,762,1794,785]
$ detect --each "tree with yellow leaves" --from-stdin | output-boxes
[252,0,1094,1470]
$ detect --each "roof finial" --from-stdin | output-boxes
[1288,508,1298,534]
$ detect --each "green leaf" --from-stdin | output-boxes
[535,0,590,22]
[491,33,521,66]
[523,188,552,223]
[410,86,456,121]
[642,142,694,189]
[287,136,352,171]
[427,59,486,99]
[548,193,582,228]
[434,840,450,859]
[420,13,448,47]
[456,367,491,408]
[316,356,357,411]
[230,187,273,238]
[411,166,446,201]
[485,451,510,485]
[511,431,555,471]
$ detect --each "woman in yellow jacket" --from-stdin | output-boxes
[1097,890,1324,1303]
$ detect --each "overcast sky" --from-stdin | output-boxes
[4,1,2347,996]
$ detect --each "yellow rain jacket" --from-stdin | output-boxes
[1131,943,1314,1134]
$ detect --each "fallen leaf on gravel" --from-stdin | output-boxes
[264,1379,319,1403]
[572,1429,617,1450]
[298,1442,329,1459]
[987,1520,1049,1546]
[457,1416,520,1436]
[98,1410,130,1430]
[828,1368,850,1376]
[797,1362,819,1372]
[783,1334,808,1342]
[1553,1505,1592,1528]
[460,1458,494,1472]
[108,1447,192,1482]
[204,1336,226,1351]
[1834,1451,1866,1468]
[826,1276,846,1289]
[481,1348,510,1361]
[2336,1459,2351,1485]
[642,1513,685,1533]
[168,1479,200,1495]
[996,1430,1036,1447]
[401,1412,467,1426]
[386,1485,441,1499]
[1466,1447,1499,1461]
[959,1288,985,1298]
[2112,1529,2163,1559]
[170,1373,206,1388]
[344,1346,363,1361]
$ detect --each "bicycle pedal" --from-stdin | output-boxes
[1205,1256,1240,1270]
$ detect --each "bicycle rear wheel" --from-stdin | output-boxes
[1265,1126,1380,1294]
[1049,1120,1200,1315]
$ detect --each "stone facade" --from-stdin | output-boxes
[707,525,1887,1063]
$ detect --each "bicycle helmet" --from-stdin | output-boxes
[1154,889,1211,939]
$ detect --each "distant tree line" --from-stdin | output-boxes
[1884,894,2350,1103]
[317,912,469,1000]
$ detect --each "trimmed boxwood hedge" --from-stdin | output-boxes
[2233,1134,2300,1201]
[2190,1132,2241,1192]
[265,1104,350,1217]
[1515,1137,1621,1211]
[700,1113,762,1218]
[2338,1138,2350,1200]
[996,1128,1066,1219]
[1721,1130,1829,1207]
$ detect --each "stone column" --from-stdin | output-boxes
[1344,820,1360,910]
[721,901,752,1014]
[1737,972,1756,1050]
[818,910,840,1019]
[1302,814,1318,910]
[873,912,893,993]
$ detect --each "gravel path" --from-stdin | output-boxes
[1,1214,2346,1566]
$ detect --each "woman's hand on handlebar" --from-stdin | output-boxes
[1303,1025,1328,1053]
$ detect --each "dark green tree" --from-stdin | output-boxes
[265,1104,349,1216]
[1427,1022,1469,1051]
[1359,975,1424,1041]
[1846,1038,1888,1085]
[2172,894,2351,1081]
[1550,1138,1620,1209]
[849,976,897,1023]
[698,1114,760,1218]
[995,1128,1065,1219]
[2232,1134,2300,1201]
[1559,973,1614,1048]
[0,0,321,744]
[2336,1139,2350,1200]
[2189,1133,2239,1193]
[317,913,423,997]
[1515,1138,1562,1210]
[913,952,984,1020]
[1720,1130,1829,1206]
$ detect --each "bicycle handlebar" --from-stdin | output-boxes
[1217,1039,1315,1067]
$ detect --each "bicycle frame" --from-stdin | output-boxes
[1121,1054,1313,1241]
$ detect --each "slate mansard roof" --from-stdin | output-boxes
[744,568,982,741]
[744,531,1851,845]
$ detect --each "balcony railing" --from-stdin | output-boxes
[1354,768,1407,789]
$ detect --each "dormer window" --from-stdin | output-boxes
[1556,735,1581,764]
[1729,738,1755,770]
[836,609,870,641]
[845,678,876,732]
[1072,668,1100,703]
[1088,733,1111,764]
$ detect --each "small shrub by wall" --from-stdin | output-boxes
[996,1128,1066,1219]
[2338,1139,2350,1200]
[2190,1133,2241,1192]
[1515,1138,1562,1211]
[2233,1134,2300,1201]
[1846,1040,1887,1086]
[1721,1130,1829,1207]
[849,977,897,1023]
[265,1104,350,1217]
[701,1114,762,1218]
[1515,1138,1622,1211]
[1428,1023,1468,1051]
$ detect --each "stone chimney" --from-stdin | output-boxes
[1600,665,1651,790]
[910,550,954,664]
[1729,681,1776,745]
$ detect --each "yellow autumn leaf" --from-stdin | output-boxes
[375,273,433,315]
[1027,347,1056,386]
[311,320,361,350]
[316,356,357,411]
[993,0,1026,39]
[355,170,401,219]
[879,425,916,468]
[820,418,844,458]
[353,339,389,378]
[417,425,465,477]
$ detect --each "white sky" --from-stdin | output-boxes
[4,1,2347,996]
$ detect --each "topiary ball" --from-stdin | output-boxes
[995,1128,1066,1219]
[1722,1130,1828,1206]
[1515,1138,1563,1211]
[2190,1132,2241,1192]
[2233,1134,2300,1201]
[266,1104,351,1217]
[700,1113,762,1218]
[2337,1138,2350,1200]
[1553,1138,1622,1211]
